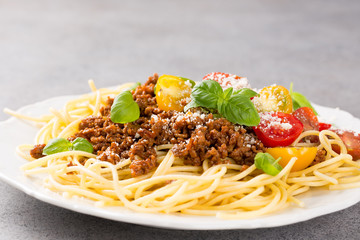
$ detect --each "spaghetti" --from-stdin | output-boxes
[4,79,360,219]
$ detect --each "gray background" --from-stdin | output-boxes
[0,0,359,239]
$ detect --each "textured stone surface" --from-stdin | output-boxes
[0,0,359,239]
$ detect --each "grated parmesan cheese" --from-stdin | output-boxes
[184,80,192,87]
[259,112,293,131]
[206,72,251,90]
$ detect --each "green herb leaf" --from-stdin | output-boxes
[191,80,224,110]
[72,137,94,153]
[223,87,234,100]
[43,138,72,155]
[187,80,260,126]
[254,152,283,176]
[217,87,233,112]
[218,93,260,126]
[290,83,318,115]
[110,91,140,124]
[42,137,94,156]
[184,100,200,112]
[233,88,258,99]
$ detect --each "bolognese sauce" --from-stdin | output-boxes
[72,74,265,176]
[29,73,331,177]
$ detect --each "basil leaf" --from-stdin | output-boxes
[191,80,223,110]
[179,77,196,88]
[223,87,233,100]
[217,87,233,112]
[290,83,318,115]
[72,137,94,153]
[110,91,140,124]
[254,153,283,176]
[218,94,260,126]
[184,100,200,112]
[188,81,259,126]
[233,88,258,99]
[42,137,94,156]
[43,138,72,155]
[292,99,301,110]
[291,92,318,115]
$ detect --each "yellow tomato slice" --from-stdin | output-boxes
[266,147,317,172]
[155,75,192,111]
[256,85,293,113]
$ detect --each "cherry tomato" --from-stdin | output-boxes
[266,147,318,172]
[202,72,250,90]
[319,122,332,131]
[155,75,192,111]
[332,129,360,160]
[255,85,293,114]
[253,112,304,147]
[293,107,319,131]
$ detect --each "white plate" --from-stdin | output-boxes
[0,96,359,230]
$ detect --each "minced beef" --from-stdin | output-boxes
[31,73,266,177]
[311,149,327,166]
[30,144,46,159]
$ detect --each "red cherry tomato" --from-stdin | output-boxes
[253,112,304,147]
[292,107,319,131]
[202,72,249,90]
[319,122,332,131]
[332,129,360,160]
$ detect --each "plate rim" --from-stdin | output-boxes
[0,95,360,230]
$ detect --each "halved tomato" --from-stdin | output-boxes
[202,72,250,90]
[319,122,332,131]
[332,130,360,160]
[253,112,304,147]
[293,107,319,131]
[266,147,318,172]
[155,75,192,111]
[255,85,293,114]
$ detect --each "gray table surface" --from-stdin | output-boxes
[0,0,359,239]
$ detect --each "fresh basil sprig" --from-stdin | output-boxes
[71,137,94,153]
[43,138,72,155]
[185,80,260,126]
[43,137,94,156]
[254,152,283,176]
[110,91,140,124]
[191,80,223,109]
[183,100,200,112]
[290,83,318,115]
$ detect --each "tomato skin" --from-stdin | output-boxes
[155,75,192,111]
[253,112,304,147]
[203,72,240,80]
[202,72,250,90]
[293,107,319,131]
[332,129,360,160]
[266,147,318,172]
[255,85,293,114]
[319,122,332,131]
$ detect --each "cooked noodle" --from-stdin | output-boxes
[5,81,360,219]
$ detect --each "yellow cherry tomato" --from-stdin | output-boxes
[256,85,293,113]
[155,75,192,111]
[266,147,317,172]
